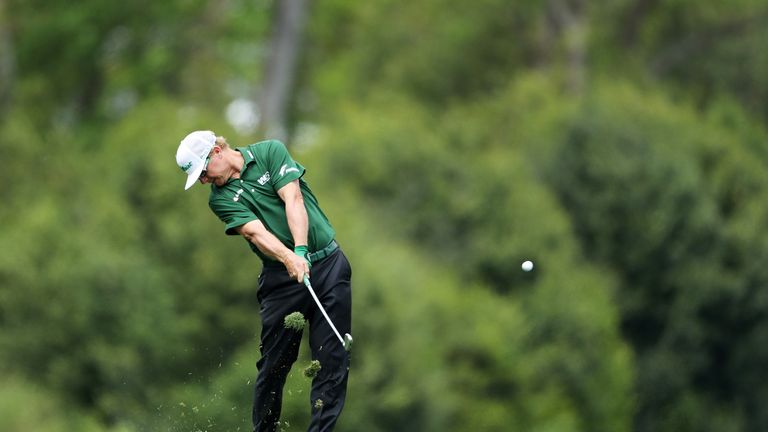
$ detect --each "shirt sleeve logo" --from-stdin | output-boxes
[279,164,300,177]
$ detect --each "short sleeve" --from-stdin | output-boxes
[209,194,259,235]
[265,140,305,191]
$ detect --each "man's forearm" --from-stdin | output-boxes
[279,180,309,248]
[237,220,308,282]
[285,195,309,247]
[238,221,293,263]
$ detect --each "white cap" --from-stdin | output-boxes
[176,130,216,190]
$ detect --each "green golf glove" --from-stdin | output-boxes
[294,245,312,269]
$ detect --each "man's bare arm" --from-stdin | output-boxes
[237,219,308,282]
[277,179,309,248]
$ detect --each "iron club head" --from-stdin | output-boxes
[343,333,353,351]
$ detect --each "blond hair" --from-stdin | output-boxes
[215,135,230,149]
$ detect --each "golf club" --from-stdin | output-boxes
[303,275,353,351]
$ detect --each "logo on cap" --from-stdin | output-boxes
[180,161,193,173]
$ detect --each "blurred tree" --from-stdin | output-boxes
[258,0,310,142]
[0,98,261,426]
[303,0,545,110]
[593,0,768,124]
[3,0,768,430]
[547,83,768,432]
[0,0,13,117]
[0,376,108,432]
[544,0,588,93]
[7,0,271,129]
[298,81,634,431]
[308,77,577,295]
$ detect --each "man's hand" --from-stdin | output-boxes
[283,249,310,283]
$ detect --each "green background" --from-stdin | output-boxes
[2,0,768,431]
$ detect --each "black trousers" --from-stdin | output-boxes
[252,248,352,432]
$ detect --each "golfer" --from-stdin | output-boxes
[175,130,352,432]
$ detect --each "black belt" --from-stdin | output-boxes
[307,240,339,263]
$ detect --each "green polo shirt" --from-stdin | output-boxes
[208,140,335,263]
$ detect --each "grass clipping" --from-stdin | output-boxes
[304,360,322,379]
[284,312,306,331]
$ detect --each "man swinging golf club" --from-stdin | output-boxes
[175,130,352,432]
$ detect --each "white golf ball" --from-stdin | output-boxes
[522,260,534,272]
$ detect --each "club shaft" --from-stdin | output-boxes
[303,276,345,345]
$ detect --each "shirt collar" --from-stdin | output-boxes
[236,146,257,175]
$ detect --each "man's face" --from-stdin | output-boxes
[198,147,228,186]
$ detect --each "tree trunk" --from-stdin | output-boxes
[546,0,588,95]
[258,0,309,143]
[0,0,15,117]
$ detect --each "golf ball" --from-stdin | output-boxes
[522,260,534,272]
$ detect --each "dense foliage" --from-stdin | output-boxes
[1,1,767,431]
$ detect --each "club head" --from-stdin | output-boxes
[343,333,353,351]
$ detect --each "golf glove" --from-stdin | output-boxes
[294,245,312,269]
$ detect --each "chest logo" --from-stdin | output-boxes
[257,171,271,185]
[233,188,244,202]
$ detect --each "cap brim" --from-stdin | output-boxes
[184,165,204,190]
